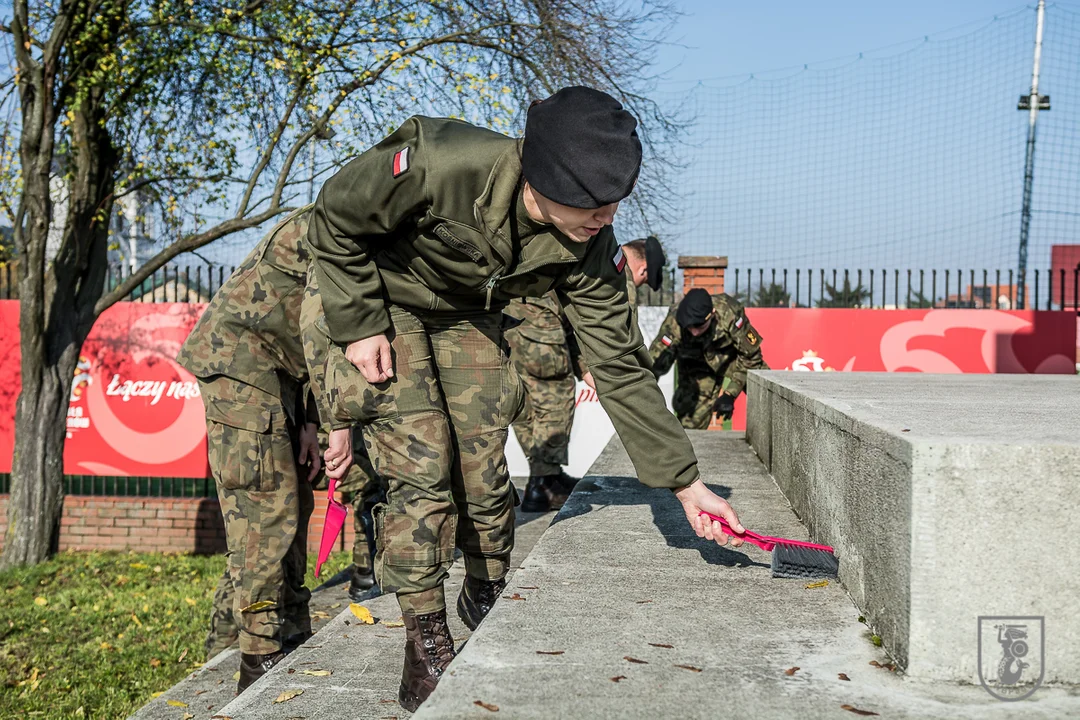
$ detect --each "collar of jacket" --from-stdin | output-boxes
[473,140,586,273]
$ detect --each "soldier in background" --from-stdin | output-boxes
[648,288,768,429]
[178,207,355,692]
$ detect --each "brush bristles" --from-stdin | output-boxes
[771,544,839,579]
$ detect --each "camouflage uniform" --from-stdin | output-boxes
[648,293,768,430]
[306,117,703,621]
[336,428,382,572]
[503,292,581,477]
[178,207,332,658]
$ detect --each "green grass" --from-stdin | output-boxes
[0,549,354,720]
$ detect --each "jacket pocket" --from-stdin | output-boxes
[433,223,484,262]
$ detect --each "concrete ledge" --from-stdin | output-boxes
[746,371,1080,686]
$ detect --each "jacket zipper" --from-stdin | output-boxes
[483,254,580,311]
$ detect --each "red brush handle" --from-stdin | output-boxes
[699,511,835,553]
[327,477,338,502]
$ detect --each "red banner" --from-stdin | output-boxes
[0,303,1075,476]
[724,308,1077,429]
[0,301,209,476]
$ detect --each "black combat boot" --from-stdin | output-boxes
[237,650,287,693]
[456,575,507,630]
[348,563,376,602]
[520,476,569,512]
[398,610,456,712]
[553,471,580,493]
[282,631,312,654]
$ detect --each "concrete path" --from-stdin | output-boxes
[129,478,554,720]
[415,433,1080,719]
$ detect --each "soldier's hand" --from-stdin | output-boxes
[346,334,394,384]
[673,479,745,548]
[298,422,321,482]
[325,427,354,480]
[712,393,736,421]
[582,371,596,390]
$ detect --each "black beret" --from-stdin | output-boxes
[522,86,642,209]
[644,236,666,291]
[676,288,714,328]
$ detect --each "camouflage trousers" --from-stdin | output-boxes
[200,376,315,657]
[336,428,383,571]
[505,334,575,477]
[325,305,525,616]
[671,372,719,431]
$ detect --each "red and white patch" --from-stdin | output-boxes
[613,247,626,272]
[661,336,672,347]
[392,147,411,178]
[735,316,744,329]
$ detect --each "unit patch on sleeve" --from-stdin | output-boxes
[613,247,626,272]
[392,147,411,178]
[661,336,672,347]
[735,316,744,329]
[746,329,759,345]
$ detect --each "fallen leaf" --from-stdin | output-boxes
[501,593,526,601]
[805,580,829,589]
[838,673,851,681]
[182,714,194,720]
[379,699,397,704]
[648,643,673,649]
[34,597,47,607]
[151,692,164,699]
[623,656,648,664]
[195,690,208,696]
[166,700,188,708]
[301,670,332,677]
[210,716,233,719]
[130,563,148,569]
[610,676,627,683]
[312,611,330,619]
[241,600,276,613]
[635,600,652,604]
[536,651,564,655]
[150,658,161,668]
[273,689,304,704]
[518,586,538,590]
[330,603,342,609]
[674,664,703,672]
[131,614,143,627]
[840,705,879,716]
[177,648,188,663]
[287,668,296,674]
[232,671,240,681]
[473,700,499,712]
[349,604,375,624]
[382,620,405,628]
[785,667,800,676]
[185,598,197,606]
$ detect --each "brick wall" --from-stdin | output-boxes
[679,256,727,296]
[0,491,359,557]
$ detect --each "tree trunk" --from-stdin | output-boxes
[2,347,79,566]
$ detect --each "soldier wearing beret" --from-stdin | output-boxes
[649,288,768,429]
[303,86,746,711]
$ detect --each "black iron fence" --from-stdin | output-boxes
[728,268,1080,311]
[0,262,240,302]
[0,474,216,498]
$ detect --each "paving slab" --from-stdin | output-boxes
[746,371,1080,685]
[415,433,1080,719]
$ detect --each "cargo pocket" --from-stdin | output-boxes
[204,399,276,491]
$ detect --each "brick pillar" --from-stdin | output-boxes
[677,256,729,431]
[679,256,727,297]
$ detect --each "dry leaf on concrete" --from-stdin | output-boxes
[272,689,304,704]
[785,667,800,676]
[838,673,851,681]
[610,676,627,683]
[474,700,499,712]
[623,656,648,664]
[349,604,375,624]
[648,643,673,649]
[840,705,879,716]
[501,593,526,601]
[536,651,564,655]
[166,700,188,708]
[301,670,332,677]
[674,665,703,672]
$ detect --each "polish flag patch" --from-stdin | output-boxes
[613,247,626,272]
[735,316,744,329]
[392,147,411,178]
[661,336,672,347]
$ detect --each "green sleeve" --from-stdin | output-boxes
[721,312,768,397]
[307,118,431,344]
[647,306,680,379]
[556,230,699,491]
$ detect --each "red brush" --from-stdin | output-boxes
[699,511,839,579]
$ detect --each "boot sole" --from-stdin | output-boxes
[456,593,481,632]
[398,684,423,712]
[520,499,549,513]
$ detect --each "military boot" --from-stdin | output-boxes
[398,610,456,712]
[456,575,507,630]
[237,650,287,693]
[553,471,580,493]
[520,475,569,512]
[348,563,376,602]
[282,631,312,654]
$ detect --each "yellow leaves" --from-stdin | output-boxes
[382,619,405,628]
[398,40,407,48]
[166,699,188,708]
[349,604,374,624]
[241,600,276,614]
[184,597,197,606]
[390,52,401,61]
[131,614,142,627]
[805,580,829,590]
[272,689,304,704]
[34,597,47,607]
[130,563,148,570]
[100,642,112,651]
[300,669,331,677]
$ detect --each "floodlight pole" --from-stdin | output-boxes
[1017,0,1047,310]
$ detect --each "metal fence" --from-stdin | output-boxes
[728,268,1080,310]
[0,262,240,302]
[0,474,216,498]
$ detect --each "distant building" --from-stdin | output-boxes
[944,285,1019,309]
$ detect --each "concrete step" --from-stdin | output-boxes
[128,647,240,720]
[414,433,1080,719]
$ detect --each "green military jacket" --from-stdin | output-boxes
[307,116,698,490]
[178,207,331,426]
[648,293,767,398]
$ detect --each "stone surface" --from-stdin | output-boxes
[415,433,1080,719]
[746,371,1080,686]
